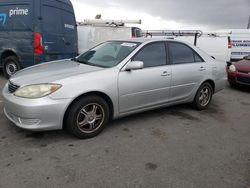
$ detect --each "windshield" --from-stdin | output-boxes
[75,41,140,68]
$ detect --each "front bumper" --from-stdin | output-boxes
[2,84,72,131]
[227,71,250,86]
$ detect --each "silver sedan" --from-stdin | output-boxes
[2,39,226,138]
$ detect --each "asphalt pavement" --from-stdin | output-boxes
[0,71,250,188]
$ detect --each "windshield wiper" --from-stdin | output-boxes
[71,57,107,68]
[71,57,89,64]
[71,57,80,62]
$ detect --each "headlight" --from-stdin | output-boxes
[229,65,236,72]
[14,84,62,98]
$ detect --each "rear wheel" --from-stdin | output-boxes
[193,82,213,110]
[65,95,110,139]
[3,56,21,79]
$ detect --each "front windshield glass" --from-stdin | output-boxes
[75,41,140,68]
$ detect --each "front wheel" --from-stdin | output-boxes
[229,82,237,88]
[193,82,213,110]
[65,95,110,139]
[3,56,21,79]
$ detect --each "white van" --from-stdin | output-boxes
[77,19,142,54]
[212,29,250,61]
[144,30,232,62]
[228,29,250,61]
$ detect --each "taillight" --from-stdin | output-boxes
[228,36,232,49]
[34,32,44,55]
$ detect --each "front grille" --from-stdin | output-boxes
[8,82,20,93]
[237,76,250,84]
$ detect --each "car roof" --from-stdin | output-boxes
[109,38,176,44]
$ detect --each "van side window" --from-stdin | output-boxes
[132,43,166,68]
[169,42,203,64]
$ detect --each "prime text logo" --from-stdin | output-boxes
[9,7,29,17]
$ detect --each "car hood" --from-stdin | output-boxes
[10,59,103,86]
[234,60,250,72]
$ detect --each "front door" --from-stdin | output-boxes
[118,42,171,114]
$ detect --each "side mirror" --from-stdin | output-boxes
[125,61,144,71]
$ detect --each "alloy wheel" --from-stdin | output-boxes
[76,103,105,134]
[199,86,212,107]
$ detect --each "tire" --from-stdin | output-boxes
[229,82,237,88]
[65,95,110,139]
[192,82,213,110]
[3,56,21,79]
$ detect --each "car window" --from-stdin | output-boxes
[169,42,203,64]
[194,52,204,62]
[76,41,139,68]
[132,42,166,68]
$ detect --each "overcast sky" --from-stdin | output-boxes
[71,0,250,30]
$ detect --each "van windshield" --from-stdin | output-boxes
[74,41,140,68]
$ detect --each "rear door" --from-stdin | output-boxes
[41,0,64,61]
[41,0,77,61]
[231,35,250,60]
[61,2,77,58]
[168,41,207,102]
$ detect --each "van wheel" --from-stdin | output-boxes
[3,56,21,79]
[192,82,213,110]
[65,95,110,139]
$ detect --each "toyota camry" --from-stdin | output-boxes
[2,39,226,138]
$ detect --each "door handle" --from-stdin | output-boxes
[199,66,206,71]
[161,71,171,76]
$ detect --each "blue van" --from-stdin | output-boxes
[0,0,78,78]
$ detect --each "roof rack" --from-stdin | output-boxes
[77,19,142,27]
[143,30,203,46]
